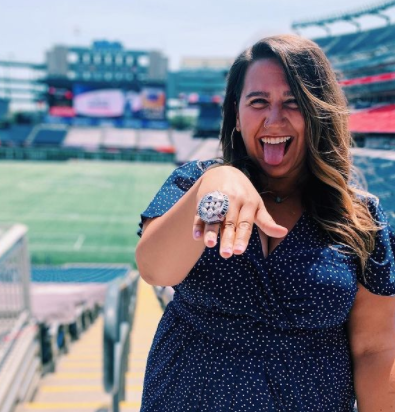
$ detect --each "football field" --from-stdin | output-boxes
[0,160,175,265]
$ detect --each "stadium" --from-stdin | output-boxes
[0,1,395,411]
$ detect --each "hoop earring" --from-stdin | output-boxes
[231,127,236,150]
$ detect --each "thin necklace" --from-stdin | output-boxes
[261,189,298,204]
[271,194,291,204]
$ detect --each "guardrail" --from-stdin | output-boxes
[103,273,139,412]
[0,224,40,412]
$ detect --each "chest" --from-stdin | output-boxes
[258,209,304,256]
[178,213,359,329]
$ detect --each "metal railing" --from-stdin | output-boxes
[103,272,139,412]
[0,224,41,412]
[0,224,31,365]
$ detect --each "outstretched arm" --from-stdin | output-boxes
[135,165,287,286]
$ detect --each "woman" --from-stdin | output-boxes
[136,35,395,411]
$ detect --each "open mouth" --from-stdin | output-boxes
[258,136,294,166]
[259,136,293,154]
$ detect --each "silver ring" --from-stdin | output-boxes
[198,191,229,224]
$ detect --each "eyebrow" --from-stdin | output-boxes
[245,91,294,99]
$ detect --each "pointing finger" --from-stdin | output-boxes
[255,203,288,238]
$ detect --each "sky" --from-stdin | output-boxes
[1,0,395,70]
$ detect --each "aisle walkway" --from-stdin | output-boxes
[18,278,163,412]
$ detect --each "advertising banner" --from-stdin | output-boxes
[46,83,168,129]
[73,85,125,118]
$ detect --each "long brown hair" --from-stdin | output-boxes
[220,34,378,271]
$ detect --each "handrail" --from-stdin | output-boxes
[103,272,139,412]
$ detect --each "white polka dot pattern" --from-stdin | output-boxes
[138,160,395,412]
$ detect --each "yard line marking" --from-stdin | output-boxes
[74,234,85,250]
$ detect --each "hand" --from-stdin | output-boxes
[192,166,288,258]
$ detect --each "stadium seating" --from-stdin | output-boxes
[137,129,174,153]
[349,104,395,134]
[353,153,395,226]
[62,127,102,149]
[101,127,138,149]
[31,264,130,283]
[315,24,395,57]
[30,128,67,146]
[0,125,33,146]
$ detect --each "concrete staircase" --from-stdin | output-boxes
[16,279,163,412]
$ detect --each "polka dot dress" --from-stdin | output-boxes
[137,160,395,412]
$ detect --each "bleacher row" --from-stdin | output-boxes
[0,125,175,153]
[15,265,130,369]
[0,125,222,164]
[315,24,395,59]
[353,149,395,227]
[0,222,140,412]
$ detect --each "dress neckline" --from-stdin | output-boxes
[252,211,307,261]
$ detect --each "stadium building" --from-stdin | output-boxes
[43,41,168,129]
[167,57,231,100]
[2,3,395,412]
[0,41,168,128]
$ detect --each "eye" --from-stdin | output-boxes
[249,98,268,108]
[284,99,299,109]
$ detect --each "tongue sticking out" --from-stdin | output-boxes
[263,142,287,166]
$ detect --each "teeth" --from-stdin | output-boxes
[260,136,292,144]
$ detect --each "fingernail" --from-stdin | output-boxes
[194,230,202,239]
[222,247,232,256]
[234,244,245,253]
[207,238,217,247]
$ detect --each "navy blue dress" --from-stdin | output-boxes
[137,160,395,412]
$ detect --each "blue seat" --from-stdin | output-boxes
[31,265,131,283]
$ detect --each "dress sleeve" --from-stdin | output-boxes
[137,159,221,237]
[357,198,395,296]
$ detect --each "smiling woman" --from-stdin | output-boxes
[236,58,307,180]
[136,34,395,412]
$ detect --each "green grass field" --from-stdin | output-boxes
[0,160,175,265]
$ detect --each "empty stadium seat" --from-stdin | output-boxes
[0,125,33,146]
[30,129,67,146]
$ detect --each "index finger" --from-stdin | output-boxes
[255,203,288,238]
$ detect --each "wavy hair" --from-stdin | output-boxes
[220,34,379,272]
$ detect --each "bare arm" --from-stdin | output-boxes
[135,165,287,286]
[348,283,395,411]
[136,174,205,286]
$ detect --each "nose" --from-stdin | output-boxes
[264,106,286,129]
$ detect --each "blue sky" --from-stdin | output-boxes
[1,0,395,69]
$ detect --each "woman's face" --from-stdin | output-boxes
[236,58,307,182]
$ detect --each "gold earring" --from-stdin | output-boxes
[231,127,236,150]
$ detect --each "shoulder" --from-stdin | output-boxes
[176,158,223,174]
[170,159,223,190]
[353,190,385,221]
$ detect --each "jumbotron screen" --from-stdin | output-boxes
[46,84,167,128]
[73,84,166,120]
